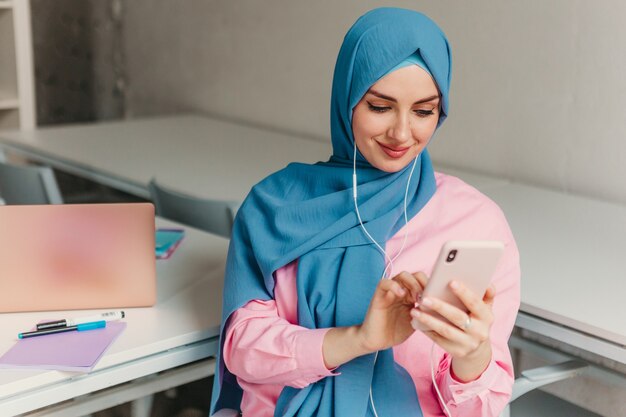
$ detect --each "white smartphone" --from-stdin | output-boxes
[417,240,504,323]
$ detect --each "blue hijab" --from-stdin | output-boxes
[211,7,451,416]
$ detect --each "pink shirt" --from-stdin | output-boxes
[223,172,520,416]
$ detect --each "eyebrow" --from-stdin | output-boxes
[367,89,440,105]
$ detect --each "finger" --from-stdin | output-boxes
[412,272,429,306]
[377,278,406,298]
[393,271,422,302]
[449,281,490,319]
[420,296,472,331]
[384,288,398,305]
[419,329,474,358]
[411,310,486,357]
[410,309,469,344]
[373,281,402,309]
[483,284,496,306]
[413,271,429,289]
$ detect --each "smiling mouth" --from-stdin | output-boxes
[377,142,411,158]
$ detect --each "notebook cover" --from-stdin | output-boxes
[0,321,127,373]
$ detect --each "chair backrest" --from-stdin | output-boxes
[148,178,237,238]
[0,155,63,205]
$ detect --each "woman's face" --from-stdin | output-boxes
[351,65,440,173]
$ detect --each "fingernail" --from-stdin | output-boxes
[450,281,459,289]
[411,319,419,329]
[422,297,433,307]
[410,309,421,318]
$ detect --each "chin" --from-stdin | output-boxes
[376,163,402,173]
[373,159,410,173]
[375,153,421,173]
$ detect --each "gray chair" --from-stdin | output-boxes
[148,178,238,238]
[0,149,63,204]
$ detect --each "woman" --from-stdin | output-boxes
[211,7,520,417]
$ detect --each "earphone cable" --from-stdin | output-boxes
[353,142,418,417]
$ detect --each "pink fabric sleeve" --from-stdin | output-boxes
[224,261,334,392]
[222,298,337,389]
[433,206,520,416]
[434,356,513,416]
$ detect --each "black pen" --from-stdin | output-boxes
[19,320,106,339]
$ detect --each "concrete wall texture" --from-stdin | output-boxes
[121,0,626,206]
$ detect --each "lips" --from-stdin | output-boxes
[377,142,411,158]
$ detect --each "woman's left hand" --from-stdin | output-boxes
[410,280,496,382]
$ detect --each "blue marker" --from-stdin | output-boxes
[18,320,106,339]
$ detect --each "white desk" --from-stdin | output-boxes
[481,183,626,365]
[0,115,331,202]
[0,114,508,201]
[0,218,229,416]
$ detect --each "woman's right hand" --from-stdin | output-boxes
[356,271,427,353]
[322,271,427,369]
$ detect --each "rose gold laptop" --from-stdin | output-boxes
[0,203,156,312]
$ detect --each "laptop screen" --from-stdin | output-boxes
[0,203,156,312]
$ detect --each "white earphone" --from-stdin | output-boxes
[352,140,416,417]
[352,140,418,279]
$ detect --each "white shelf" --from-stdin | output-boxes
[0,92,19,110]
[0,108,18,130]
[0,0,35,130]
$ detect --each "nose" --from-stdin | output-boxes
[387,113,412,143]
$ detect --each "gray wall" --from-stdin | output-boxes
[122,0,626,206]
[32,0,124,125]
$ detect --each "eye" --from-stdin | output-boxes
[414,109,435,118]
[367,102,391,113]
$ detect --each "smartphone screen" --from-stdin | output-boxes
[155,228,185,259]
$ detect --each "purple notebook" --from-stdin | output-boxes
[0,321,126,373]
